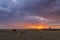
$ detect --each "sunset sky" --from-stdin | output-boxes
[0,0,60,29]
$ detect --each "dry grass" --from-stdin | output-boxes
[0,29,60,40]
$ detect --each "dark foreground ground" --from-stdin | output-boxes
[0,29,60,40]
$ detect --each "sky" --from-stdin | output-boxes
[0,0,60,29]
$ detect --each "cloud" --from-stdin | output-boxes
[0,0,60,28]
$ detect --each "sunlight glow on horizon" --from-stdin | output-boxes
[24,24,47,29]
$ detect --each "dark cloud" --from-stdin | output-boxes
[0,0,60,27]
